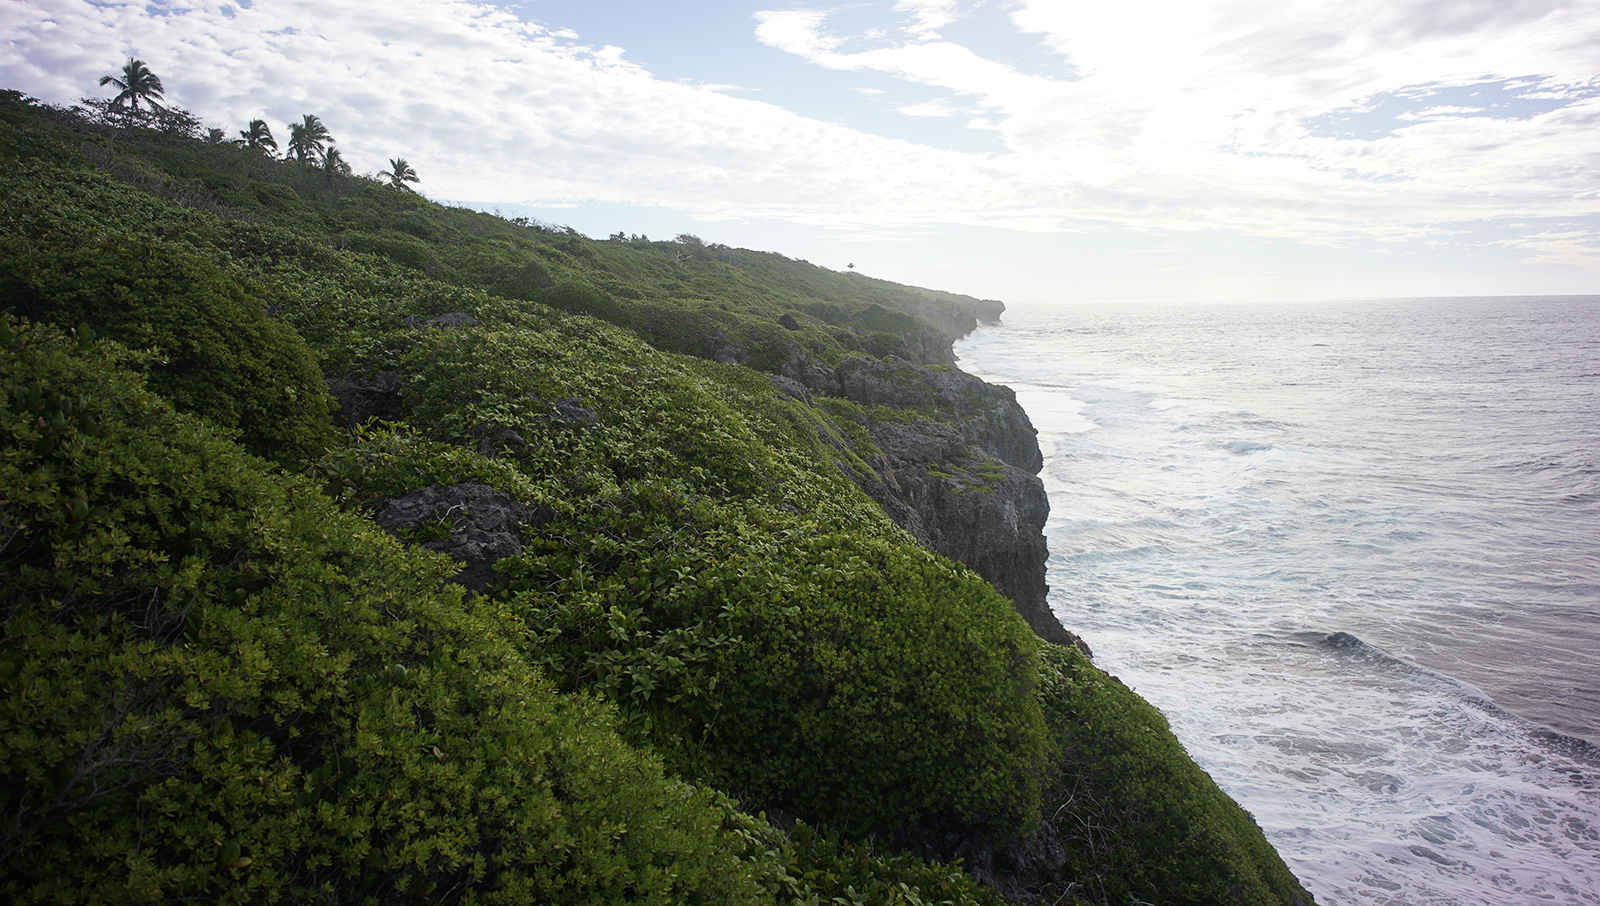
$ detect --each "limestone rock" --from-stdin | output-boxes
[373,482,549,590]
[780,349,1084,651]
[326,370,402,429]
[547,397,598,429]
[425,311,479,329]
[698,329,748,365]
[766,374,811,403]
[860,421,1081,651]
[778,346,841,396]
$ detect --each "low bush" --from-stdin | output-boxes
[359,313,1051,843]
[522,505,1051,841]
[1033,643,1310,906]
[0,317,776,905]
[337,231,443,273]
[0,233,332,463]
[690,529,1048,841]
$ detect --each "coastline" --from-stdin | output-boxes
[953,299,1600,905]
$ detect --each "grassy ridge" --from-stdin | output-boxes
[0,90,1312,904]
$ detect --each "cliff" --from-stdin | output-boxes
[0,89,1312,906]
[772,348,1082,650]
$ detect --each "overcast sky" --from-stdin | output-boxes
[6,0,1600,303]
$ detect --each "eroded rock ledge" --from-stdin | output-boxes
[775,350,1085,652]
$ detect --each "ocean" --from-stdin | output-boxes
[952,296,1600,906]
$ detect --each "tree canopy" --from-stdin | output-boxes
[322,145,352,177]
[382,156,419,188]
[97,58,164,111]
[286,113,332,164]
[236,118,276,156]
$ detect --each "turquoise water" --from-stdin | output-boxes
[955,297,1600,906]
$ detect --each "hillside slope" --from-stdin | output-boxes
[0,90,1312,905]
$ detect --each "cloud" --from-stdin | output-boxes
[748,0,1600,248]
[3,0,1600,265]
[893,0,964,36]
[1499,225,1600,272]
[753,7,1059,112]
[898,99,965,117]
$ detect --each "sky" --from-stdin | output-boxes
[5,0,1600,304]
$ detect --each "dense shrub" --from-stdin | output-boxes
[0,90,1317,904]
[1033,643,1311,906]
[0,234,332,463]
[486,257,553,301]
[691,529,1048,840]
[777,821,1008,906]
[0,317,776,904]
[350,313,1049,842]
[545,280,617,320]
[520,499,1049,842]
[338,231,443,273]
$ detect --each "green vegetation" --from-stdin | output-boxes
[383,157,420,189]
[0,88,1313,904]
[0,317,773,904]
[97,58,165,113]
[237,118,277,155]
[288,113,334,165]
[1034,644,1311,906]
[0,234,334,462]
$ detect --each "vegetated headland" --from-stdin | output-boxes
[0,84,1316,905]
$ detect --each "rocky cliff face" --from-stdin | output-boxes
[908,294,1005,348]
[340,294,1077,650]
[886,295,1008,368]
[775,348,1084,651]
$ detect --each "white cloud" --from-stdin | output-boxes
[754,7,1059,112]
[1500,226,1600,272]
[893,0,964,36]
[747,0,1600,248]
[898,99,965,117]
[3,0,1600,271]
[1395,106,1487,120]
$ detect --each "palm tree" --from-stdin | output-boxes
[99,58,165,112]
[237,119,277,156]
[321,146,352,178]
[381,157,419,188]
[286,114,332,164]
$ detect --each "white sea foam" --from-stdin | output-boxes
[957,297,1600,905]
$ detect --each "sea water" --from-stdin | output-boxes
[953,297,1600,906]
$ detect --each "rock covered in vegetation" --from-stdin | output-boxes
[545,396,599,429]
[772,349,1076,647]
[864,420,1067,647]
[909,292,1006,341]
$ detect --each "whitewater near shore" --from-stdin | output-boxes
[955,296,1600,906]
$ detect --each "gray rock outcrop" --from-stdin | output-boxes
[327,369,403,429]
[373,482,549,590]
[777,351,1083,651]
